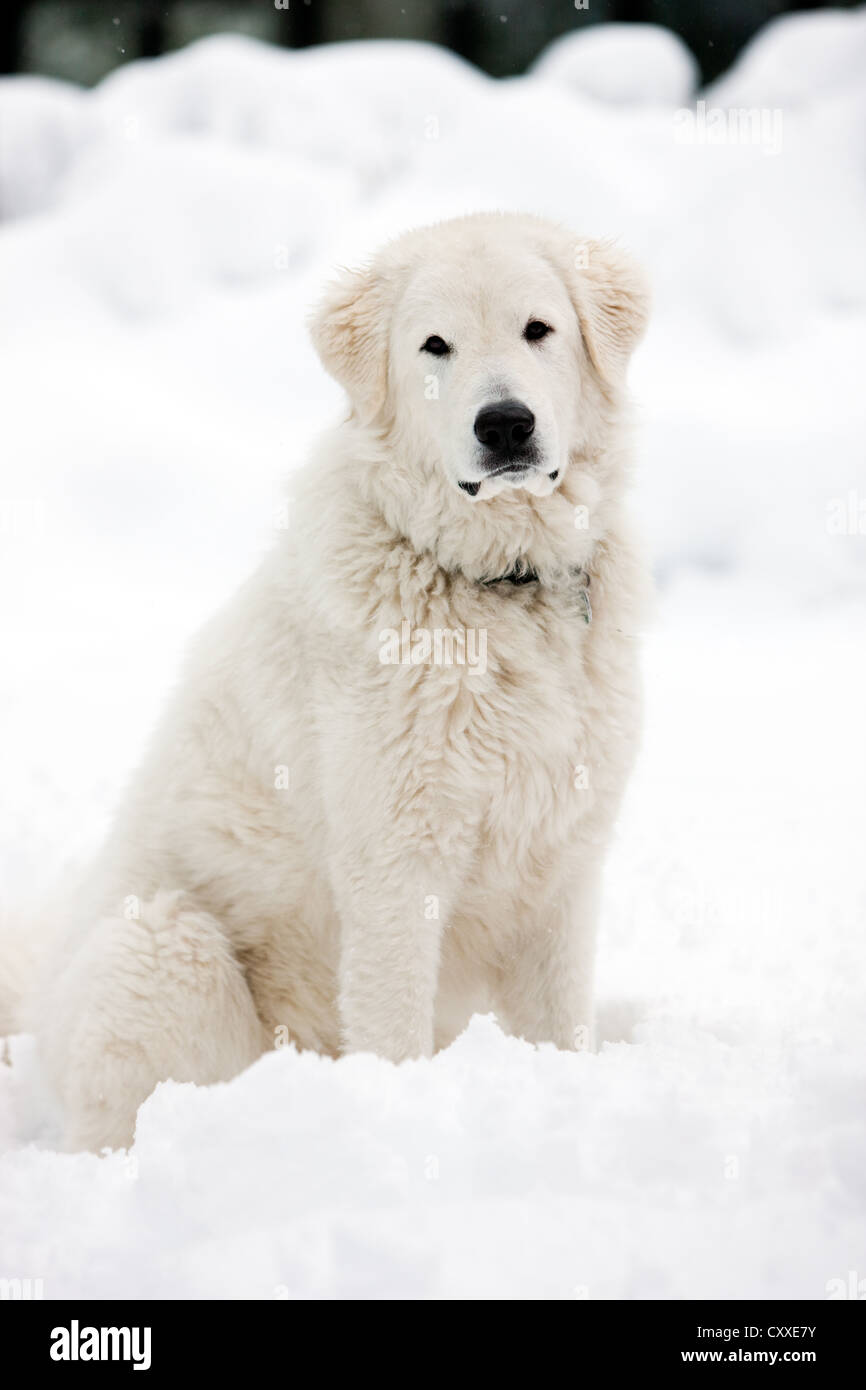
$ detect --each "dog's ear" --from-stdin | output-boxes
[565,240,649,387]
[309,265,388,424]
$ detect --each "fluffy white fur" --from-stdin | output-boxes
[18,213,650,1151]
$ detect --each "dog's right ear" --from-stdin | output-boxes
[309,265,388,425]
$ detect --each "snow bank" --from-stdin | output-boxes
[530,23,699,107]
[0,14,864,1298]
[0,75,88,219]
[706,8,866,109]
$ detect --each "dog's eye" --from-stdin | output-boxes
[421,335,451,356]
[524,320,552,342]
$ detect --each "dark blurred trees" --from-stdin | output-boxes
[0,0,859,85]
[0,2,25,77]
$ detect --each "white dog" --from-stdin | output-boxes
[7,212,650,1151]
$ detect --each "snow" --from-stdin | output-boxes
[1,15,865,1299]
[705,8,866,109]
[530,23,699,107]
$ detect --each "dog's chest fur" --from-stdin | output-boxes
[349,563,640,885]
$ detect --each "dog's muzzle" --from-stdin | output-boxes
[458,398,560,498]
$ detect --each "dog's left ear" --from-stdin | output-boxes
[309,264,388,424]
[565,240,650,388]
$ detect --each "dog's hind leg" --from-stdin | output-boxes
[37,890,268,1152]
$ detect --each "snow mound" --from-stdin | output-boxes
[706,8,866,109]
[0,75,88,219]
[94,35,485,189]
[2,975,864,1300]
[531,23,699,106]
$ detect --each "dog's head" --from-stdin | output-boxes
[310,213,648,507]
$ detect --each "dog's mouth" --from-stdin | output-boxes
[459,466,560,498]
[458,437,563,497]
[486,462,532,478]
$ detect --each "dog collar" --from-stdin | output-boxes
[483,565,539,586]
[481,565,592,623]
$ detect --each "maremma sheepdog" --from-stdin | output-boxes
[3,212,650,1151]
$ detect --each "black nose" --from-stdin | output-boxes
[474,400,535,453]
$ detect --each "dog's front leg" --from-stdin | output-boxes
[497,865,603,1052]
[331,850,450,1061]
